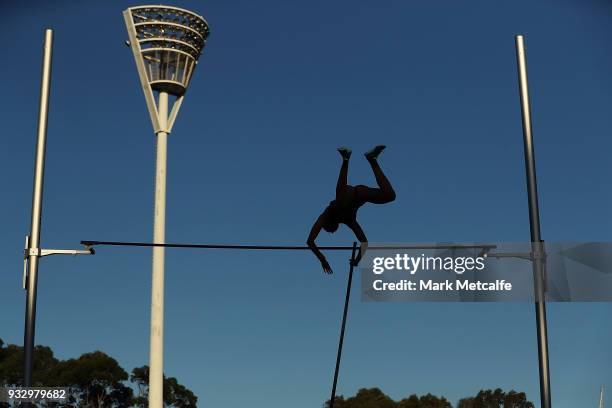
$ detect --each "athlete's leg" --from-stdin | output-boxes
[368,159,395,202]
[336,147,351,200]
[355,146,396,204]
[355,184,394,204]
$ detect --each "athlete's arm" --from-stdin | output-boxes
[346,220,368,266]
[307,213,333,274]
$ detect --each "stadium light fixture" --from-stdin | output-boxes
[123,6,210,408]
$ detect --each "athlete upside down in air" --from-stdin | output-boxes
[307,145,396,274]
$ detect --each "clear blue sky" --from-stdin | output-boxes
[2,0,612,407]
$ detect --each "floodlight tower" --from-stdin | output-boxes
[123,6,210,408]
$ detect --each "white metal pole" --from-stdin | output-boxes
[149,91,169,408]
[23,28,53,390]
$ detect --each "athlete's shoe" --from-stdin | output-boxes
[365,145,386,161]
[337,147,352,160]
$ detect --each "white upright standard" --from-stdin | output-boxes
[123,6,210,408]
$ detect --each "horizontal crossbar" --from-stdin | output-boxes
[80,240,497,251]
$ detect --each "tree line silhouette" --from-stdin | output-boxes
[0,338,196,407]
[326,387,534,408]
[1,338,534,407]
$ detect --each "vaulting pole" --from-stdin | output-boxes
[23,28,53,391]
[329,242,358,408]
[515,34,552,408]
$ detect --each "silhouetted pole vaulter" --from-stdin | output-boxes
[515,35,552,408]
[308,146,396,273]
[21,30,94,399]
[123,6,210,408]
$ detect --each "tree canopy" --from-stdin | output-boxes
[1,338,534,408]
[0,339,197,408]
[327,387,533,408]
[456,388,535,408]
